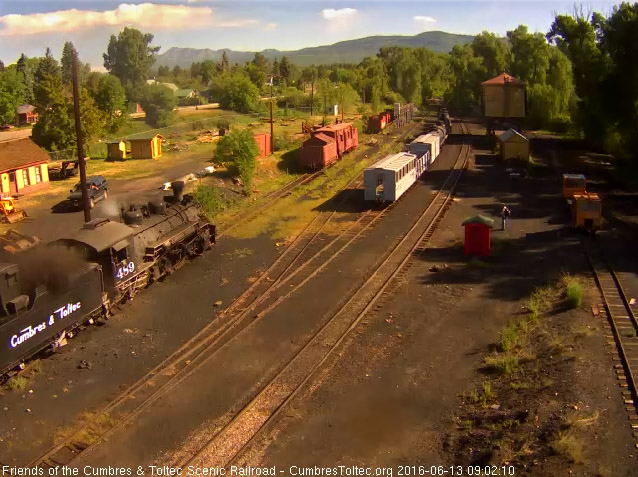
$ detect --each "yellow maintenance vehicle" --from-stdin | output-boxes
[561,174,602,233]
[0,196,28,223]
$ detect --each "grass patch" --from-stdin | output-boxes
[54,411,116,445]
[499,320,527,352]
[484,354,520,375]
[228,248,254,258]
[526,285,555,319]
[563,276,583,309]
[193,184,227,216]
[550,430,583,463]
[6,375,29,391]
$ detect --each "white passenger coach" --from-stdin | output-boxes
[364,152,427,202]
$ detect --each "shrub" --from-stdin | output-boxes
[274,132,301,152]
[484,354,520,375]
[214,129,260,194]
[7,375,29,391]
[193,185,225,216]
[565,281,583,309]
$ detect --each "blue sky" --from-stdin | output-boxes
[0,0,620,68]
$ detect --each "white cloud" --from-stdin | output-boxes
[264,22,277,31]
[321,8,357,20]
[0,3,256,36]
[414,15,437,24]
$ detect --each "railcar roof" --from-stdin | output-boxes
[316,122,353,132]
[366,152,417,172]
[57,220,134,253]
[412,134,439,144]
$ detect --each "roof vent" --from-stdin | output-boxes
[82,218,110,230]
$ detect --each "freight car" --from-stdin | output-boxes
[299,122,359,170]
[0,183,215,376]
[367,104,415,134]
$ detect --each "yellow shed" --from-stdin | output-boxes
[0,138,50,195]
[482,73,526,119]
[499,128,529,161]
[129,133,163,159]
[106,138,127,160]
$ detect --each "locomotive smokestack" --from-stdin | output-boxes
[171,181,184,202]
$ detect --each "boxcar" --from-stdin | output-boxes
[300,123,358,170]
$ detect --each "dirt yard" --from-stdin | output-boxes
[237,126,636,476]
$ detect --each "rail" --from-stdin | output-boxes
[27,118,423,469]
[178,122,471,466]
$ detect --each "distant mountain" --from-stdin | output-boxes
[155,31,474,68]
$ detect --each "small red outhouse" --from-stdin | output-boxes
[462,215,494,256]
[254,133,272,159]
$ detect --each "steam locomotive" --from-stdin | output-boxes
[0,182,215,377]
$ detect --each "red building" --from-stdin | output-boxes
[16,105,38,126]
[462,215,494,256]
[253,133,272,159]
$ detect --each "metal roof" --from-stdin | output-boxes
[0,138,50,173]
[563,174,586,180]
[128,132,163,141]
[366,152,417,173]
[481,73,525,86]
[462,214,495,228]
[16,104,35,114]
[499,128,528,143]
[58,219,134,253]
[316,122,354,132]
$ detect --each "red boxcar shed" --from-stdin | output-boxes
[254,133,272,159]
[462,215,494,256]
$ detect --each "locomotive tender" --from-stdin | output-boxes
[0,183,215,376]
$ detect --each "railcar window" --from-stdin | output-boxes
[114,247,128,263]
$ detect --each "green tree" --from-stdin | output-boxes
[214,128,260,194]
[209,72,260,112]
[507,25,550,85]
[157,65,170,77]
[245,63,266,90]
[219,51,230,73]
[31,101,75,151]
[139,84,176,127]
[16,54,36,105]
[252,52,269,72]
[78,89,106,145]
[279,56,291,83]
[93,74,127,133]
[0,68,26,124]
[103,27,160,101]
[61,41,75,86]
[471,31,509,79]
[33,48,63,113]
[0,60,4,72]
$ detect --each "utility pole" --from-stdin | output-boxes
[310,79,314,117]
[341,94,345,123]
[269,101,274,155]
[71,50,90,222]
[269,75,275,155]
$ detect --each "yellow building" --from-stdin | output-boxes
[482,73,526,118]
[106,139,128,160]
[0,138,50,195]
[499,128,529,161]
[129,133,163,159]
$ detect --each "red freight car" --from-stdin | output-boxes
[299,122,358,170]
[367,112,393,133]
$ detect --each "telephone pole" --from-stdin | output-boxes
[71,50,91,222]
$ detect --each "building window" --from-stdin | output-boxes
[22,169,29,186]
[34,166,42,183]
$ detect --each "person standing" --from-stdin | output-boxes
[501,204,511,231]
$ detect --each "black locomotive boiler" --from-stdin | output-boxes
[0,182,215,376]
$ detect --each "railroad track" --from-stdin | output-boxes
[218,171,322,238]
[583,237,638,442]
[218,116,423,239]
[174,122,472,467]
[28,119,423,470]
